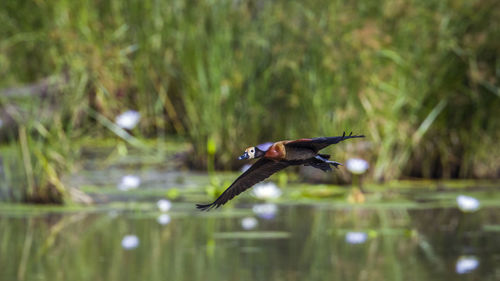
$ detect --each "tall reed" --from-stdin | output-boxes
[0,0,498,202]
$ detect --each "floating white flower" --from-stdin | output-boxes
[121,235,139,250]
[115,110,141,130]
[252,182,282,200]
[252,203,277,220]
[346,158,369,175]
[457,195,480,212]
[157,214,171,225]
[345,231,368,244]
[456,256,479,274]
[117,175,141,191]
[157,199,172,212]
[241,217,258,230]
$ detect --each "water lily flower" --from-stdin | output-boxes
[117,175,141,191]
[456,256,479,274]
[157,199,172,212]
[346,158,369,175]
[157,214,171,225]
[457,195,480,212]
[252,203,277,220]
[115,110,140,130]
[252,182,282,200]
[241,217,258,230]
[121,235,139,250]
[345,231,367,244]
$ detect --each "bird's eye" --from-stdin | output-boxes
[251,149,254,153]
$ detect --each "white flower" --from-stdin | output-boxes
[346,158,369,175]
[457,195,480,212]
[345,231,367,244]
[121,235,139,250]
[252,182,282,200]
[157,199,172,212]
[117,175,141,191]
[157,214,171,225]
[241,217,258,230]
[456,256,479,274]
[252,203,278,220]
[115,110,141,130]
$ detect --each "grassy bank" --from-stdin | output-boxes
[1,0,499,202]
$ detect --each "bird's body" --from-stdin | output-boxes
[196,132,364,211]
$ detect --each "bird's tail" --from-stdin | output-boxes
[325,131,364,145]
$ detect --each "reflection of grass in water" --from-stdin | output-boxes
[1,201,499,280]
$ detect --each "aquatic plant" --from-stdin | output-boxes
[117,175,141,191]
[251,182,282,200]
[456,195,480,212]
[455,256,479,274]
[115,110,141,130]
[156,199,172,212]
[346,158,369,175]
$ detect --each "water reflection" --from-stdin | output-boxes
[345,231,368,244]
[121,235,139,250]
[241,217,258,230]
[252,203,278,220]
[1,204,498,281]
[157,214,171,225]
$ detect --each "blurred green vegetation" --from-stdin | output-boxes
[0,0,499,202]
[1,201,499,281]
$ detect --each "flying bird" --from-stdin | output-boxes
[196,132,364,211]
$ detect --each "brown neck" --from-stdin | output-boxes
[264,142,286,160]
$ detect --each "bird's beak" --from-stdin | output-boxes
[238,152,249,160]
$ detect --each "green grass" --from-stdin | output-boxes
[0,0,499,202]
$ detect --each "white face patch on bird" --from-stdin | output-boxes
[238,146,256,160]
[246,147,256,159]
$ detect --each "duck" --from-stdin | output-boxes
[196,131,364,211]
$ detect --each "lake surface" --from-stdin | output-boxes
[1,197,499,281]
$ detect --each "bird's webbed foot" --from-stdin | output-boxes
[314,155,343,169]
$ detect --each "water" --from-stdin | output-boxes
[1,202,499,281]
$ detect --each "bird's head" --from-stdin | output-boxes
[238,142,273,160]
[238,147,257,160]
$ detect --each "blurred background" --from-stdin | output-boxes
[0,0,499,280]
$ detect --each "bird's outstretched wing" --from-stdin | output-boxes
[196,159,289,211]
[285,131,364,151]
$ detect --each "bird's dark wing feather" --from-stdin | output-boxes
[196,159,289,211]
[285,131,364,151]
